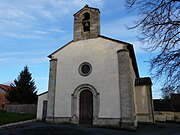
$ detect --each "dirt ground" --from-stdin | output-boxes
[0,121,180,135]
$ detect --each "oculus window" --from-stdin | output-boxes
[79,62,92,76]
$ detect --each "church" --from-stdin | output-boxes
[37,5,154,129]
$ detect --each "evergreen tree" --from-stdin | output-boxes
[6,66,37,104]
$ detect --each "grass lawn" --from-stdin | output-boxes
[0,112,36,126]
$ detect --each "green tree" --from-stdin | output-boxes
[125,0,180,91]
[6,66,37,104]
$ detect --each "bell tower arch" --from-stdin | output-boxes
[73,5,100,41]
[82,12,90,32]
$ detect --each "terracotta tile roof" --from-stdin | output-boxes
[0,93,7,106]
[0,84,11,108]
[0,84,11,91]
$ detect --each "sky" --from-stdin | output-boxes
[0,0,161,98]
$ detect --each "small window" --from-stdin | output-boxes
[82,12,90,32]
[79,62,92,76]
[81,64,90,74]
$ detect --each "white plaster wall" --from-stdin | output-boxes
[129,58,138,125]
[52,37,124,118]
[135,85,152,122]
[37,93,47,120]
[135,86,149,113]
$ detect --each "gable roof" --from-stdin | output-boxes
[73,4,100,16]
[48,35,133,58]
[48,40,73,58]
[38,91,48,96]
[48,35,140,78]
[99,35,131,46]
[99,35,139,78]
[0,84,11,91]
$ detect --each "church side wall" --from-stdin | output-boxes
[130,58,138,126]
[135,85,154,123]
[52,38,123,122]
[117,48,136,129]
[46,59,57,122]
[37,93,48,120]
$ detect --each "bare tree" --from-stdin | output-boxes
[161,85,175,99]
[125,0,180,91]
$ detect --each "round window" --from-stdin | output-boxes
[79,62,92,76]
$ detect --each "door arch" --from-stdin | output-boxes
[79,90,93,125]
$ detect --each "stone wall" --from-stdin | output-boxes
[117,47,136,129]
[135,78,154,123]
[74,6,100,41]
[46,59,57,122]
[4,104,37,114]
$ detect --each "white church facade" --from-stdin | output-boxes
[37,5,154,129]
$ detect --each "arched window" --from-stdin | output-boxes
[82,12,90,32]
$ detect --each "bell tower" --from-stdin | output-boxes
[73,5,100,41]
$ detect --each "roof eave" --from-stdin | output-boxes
[99,35,140,78]
[48,40,73,59]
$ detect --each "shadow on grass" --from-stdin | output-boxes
[0,112,36,126]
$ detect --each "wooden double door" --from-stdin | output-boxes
[79,90,93,125]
